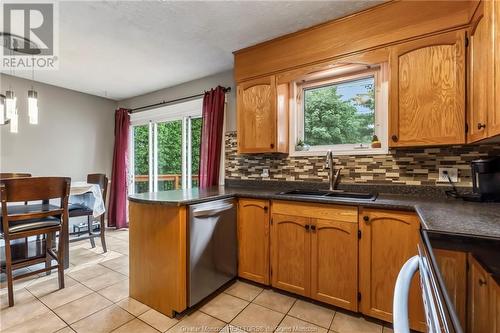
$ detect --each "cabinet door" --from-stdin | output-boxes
[310,218,358,311]
[490,275,500,333]
[389,30,465,147]
[434,249,467,329]
[468,254,492,333]
[237,198,270,285]
[492,0,500,138]
[359,209,425,332]
[237,76,277,153]
[270,213,311,296]
[468,3,493,142]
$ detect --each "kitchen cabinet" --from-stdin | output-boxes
[389,30,466,147]
[236,76,288,154]
[468,0,500,142]
[434,249,467,329]
[491,275,500,333]
[271,201,358,309]
[237,198,270,285]
[359,208,425,332]
[468,254,492,333]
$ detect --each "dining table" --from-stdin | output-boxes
[1,181,105,268]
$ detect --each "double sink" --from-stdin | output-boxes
[277,189,378,201]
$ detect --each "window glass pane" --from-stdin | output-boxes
[190,117,202,188]
[133,124,150,194]
[303,76,375,146]
[157,120,182,190]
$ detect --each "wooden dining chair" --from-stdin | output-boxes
[0,177,70,307]
[0,173,32,179]
[69,174,108,252]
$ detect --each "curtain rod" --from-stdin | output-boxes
[129,86,231,113]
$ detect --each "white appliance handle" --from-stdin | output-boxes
[393,255,419,333]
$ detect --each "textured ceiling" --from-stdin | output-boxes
[4,1,382,100]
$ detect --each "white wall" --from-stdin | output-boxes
[0,74,116,181]
[119,69,236,131]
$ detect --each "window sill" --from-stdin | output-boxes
[290,147,389,157]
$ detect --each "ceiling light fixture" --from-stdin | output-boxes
[0,32,41,133]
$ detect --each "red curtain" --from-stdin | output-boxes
[108,108,130,229]
[199,86,226,188]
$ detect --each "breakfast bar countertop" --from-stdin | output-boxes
[128,185,500,240]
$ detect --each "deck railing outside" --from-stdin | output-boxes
[134,174,199,192]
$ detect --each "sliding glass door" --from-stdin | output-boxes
[129,98,203,194]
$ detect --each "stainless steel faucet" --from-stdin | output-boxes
[325,150,342,191]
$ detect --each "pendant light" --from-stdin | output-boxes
[0,94,5,125]
[28,89,38,124]
[5,90,16,120]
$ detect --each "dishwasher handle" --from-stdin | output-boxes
[191,203,234,217]
[393,255,419,333]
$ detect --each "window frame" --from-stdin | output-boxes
[290,65,388,156]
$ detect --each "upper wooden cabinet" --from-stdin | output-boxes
[237,198,270,285]
[389,30,466,147]
[270,201,358,310]
[358,208,425,332]
[236,76,288,154]
[468,0,500,142]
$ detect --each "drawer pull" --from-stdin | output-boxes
[477,123,486,130]
[479,278,487,286]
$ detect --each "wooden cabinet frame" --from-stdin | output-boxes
[389,30,466,147]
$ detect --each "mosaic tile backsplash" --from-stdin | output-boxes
[224,132,500,187]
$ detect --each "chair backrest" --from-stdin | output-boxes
[0,173,32,180]
[0,177,71,233]
[87,174,108,204]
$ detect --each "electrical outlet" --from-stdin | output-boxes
[438,168,458,183]
[261,168,269,178]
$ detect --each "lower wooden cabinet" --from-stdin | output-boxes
[434,249,467,329]
[358,208,425,332]
[270,201,358,310]
[490,274,500,333]
[468,254,493,333]
[237,198,270,285]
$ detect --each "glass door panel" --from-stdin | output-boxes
[190,117,202,188]
[156,120,183,191]
[132,123,152,194]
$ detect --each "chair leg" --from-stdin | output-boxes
[4,238,14,307]
[45,232,53,276]
[100,216,107,253]
[88,216,96,248]
[57,230,65,289]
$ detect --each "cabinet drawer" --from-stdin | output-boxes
[271,200,358,223]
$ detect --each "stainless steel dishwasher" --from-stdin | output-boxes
[188,198,237,306]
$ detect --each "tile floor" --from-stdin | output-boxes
[0,229,394,333]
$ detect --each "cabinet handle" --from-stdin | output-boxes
[263,206,268,212]
[479,278,487,286]
[391,135,398,142]
[305,224,310,231]
[270,143,275,149]
[477,123,486,130]
[363,216,370,223]
[310,225,316,232]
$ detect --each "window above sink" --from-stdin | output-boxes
[290,63,389,156]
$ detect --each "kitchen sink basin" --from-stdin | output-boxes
[278,189,378,201]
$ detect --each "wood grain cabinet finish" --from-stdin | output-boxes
[270,213,311,296]
[237,198,270,285]
[389,30,466,147]
[490,275,500,333]
[270,201,358,310]
[468,0,500,142]
[358,209,425,332]
[236,76,288,154]
[468,254,493,333]
[434,249,467,329]
[310,218,358,311]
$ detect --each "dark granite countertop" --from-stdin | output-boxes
[128,184,500,240]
